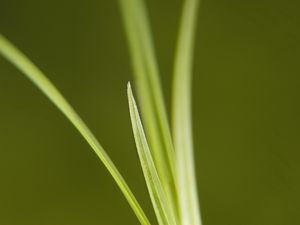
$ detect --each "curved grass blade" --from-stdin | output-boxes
[0,34,151,225]
[119,0,178,216]
[172,0,202,225]
[127,83,177,225]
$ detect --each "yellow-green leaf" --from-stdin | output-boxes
[119,1,178,216]
[128,83,177,225]
[172,0,202,224]
[0,34,151,225]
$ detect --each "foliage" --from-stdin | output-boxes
[0,0,201,224]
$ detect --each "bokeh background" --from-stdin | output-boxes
[1,0,300,224]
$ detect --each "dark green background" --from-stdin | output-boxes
[0,0,299,224]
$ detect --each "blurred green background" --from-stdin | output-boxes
[1,0,299,224]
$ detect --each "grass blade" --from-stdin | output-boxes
[172,0,202,225]
[0,34,151,225]
[128,83,177,225]
[118,0,178,216]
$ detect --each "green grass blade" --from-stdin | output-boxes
[118,1,178,216]
[0,34,151,225]
[128,83,177,225]
[172,0,202,225]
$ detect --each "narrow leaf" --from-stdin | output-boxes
[127,83,177,225]
[0,34,151,225]
[119,0,178,216]
[172,0,202,225]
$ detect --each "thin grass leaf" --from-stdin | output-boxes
[172,0,202,225]
[0,34,151,225]
[127,83,177,225]
[118,1,178,216]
